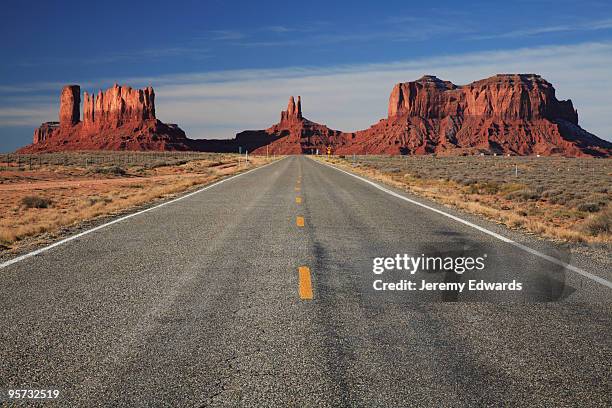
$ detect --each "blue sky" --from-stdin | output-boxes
[2,0,612,151]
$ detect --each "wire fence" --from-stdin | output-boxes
[0,151,234,170]
[336,154,612,183]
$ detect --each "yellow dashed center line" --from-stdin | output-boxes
[295,174,310,299]
[298,266,313,299]
[296,216,305,227]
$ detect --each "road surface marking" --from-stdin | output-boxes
[298,266,313,299]
[316,159,612,290]
[296,197,302,204]
[295,187,301,191]
[0,158,285,270]
[296,216,305,227]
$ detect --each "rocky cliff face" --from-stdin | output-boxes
[347,74,610,156]
[21,84,190,152]
[59,85,81,127]
[280,96,303,123]
[33,122,59,144]
[83,84,156,129]
[387,74,577,122]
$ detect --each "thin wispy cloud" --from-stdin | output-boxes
[262,25,294,33]
[385,16,421,24]
[258,21,330,34]
[200,15,472,49]
[0,106,55,126]
[209,30,245,41]
[235,23,471,48]
[13,46,211,69]
[470,18,612,40]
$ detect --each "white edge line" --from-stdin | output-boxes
[314,158,612,290]
[0,158,285,270]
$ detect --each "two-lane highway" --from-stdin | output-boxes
[1,156,610,407]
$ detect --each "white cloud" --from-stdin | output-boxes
[0,106,55,126]
[2,42,612,142]
[209,30,245,41]
[154,42,612,141]
[470,18,612,40]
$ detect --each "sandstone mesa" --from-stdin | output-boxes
[19,74,612,157]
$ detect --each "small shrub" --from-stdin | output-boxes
[93,166,126,176]
[577,202,601,213]
[88,196,113,206]
[505,189,541,201]
[549,195,569,205]
[499,183,526,193]
[468,181,500,195]
[460,178,477,186]
[149,159,188,169]
[481,181,501,194]
[542,189,562,198]
[22,195,51,209]
[580,208,611,236]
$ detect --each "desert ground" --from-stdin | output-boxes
[319,155,611,244]
[0,152,275,253]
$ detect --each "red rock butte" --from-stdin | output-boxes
[371,74,600,156]
[18,74,612,157]
[24,84,191,152]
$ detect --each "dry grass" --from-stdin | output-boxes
[319,155,612,244]
[0,152,276,251]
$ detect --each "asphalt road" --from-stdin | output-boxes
[1,156,610,407]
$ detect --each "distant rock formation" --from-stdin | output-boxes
[17,75,612,156]
[20,84,192,152]
[387,75,578,122]
[348,74,610,156]
[234,75,610,157]
[236,96,348,154]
